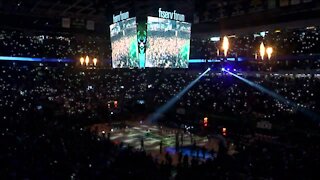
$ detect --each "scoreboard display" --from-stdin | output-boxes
[110,17,139,68]
[109,10,191,69]
[146,16,191,68]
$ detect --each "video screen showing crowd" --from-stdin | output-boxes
[110,17,139,68]
[146,17,191,68]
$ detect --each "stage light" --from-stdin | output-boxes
[80,57,84,66]
[207,67,211,71]
[85,56,90,66]
[147,68,211,123]
[222,36,229,57]
[210,36,220,42]
[222,128,227,136]
[223,69,320,122]
[222,128,226,133]
[221,68,225,71]
[93,58,98,66]
[114,101,118,108]
[266,47,273,60]
[260,42,265,60]
[203,117,208,127]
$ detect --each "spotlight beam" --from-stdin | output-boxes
[148,68,211,123]
[223,69,320,122]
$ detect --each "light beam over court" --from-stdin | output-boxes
[147,68,211,123]
[223,69,320,122]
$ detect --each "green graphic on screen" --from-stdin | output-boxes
[137,22,147,68]
[110,17,139,68]
[146,16,191,68]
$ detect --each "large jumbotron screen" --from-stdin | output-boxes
[146,16,191,68]
[110,17,139,68]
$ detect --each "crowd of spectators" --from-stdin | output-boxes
[147,36,189,68]
[0,0,319,178]
[0,29,107,59]
[1,22,320,180]
[1,26,320,70]
[111,36,139,68]
[1,63,319,179]
[191,26,320,61]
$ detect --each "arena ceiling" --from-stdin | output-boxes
[0,0,319,20]
[0,0,319,35]
[0,0,195,20]
[0,0,107,19]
